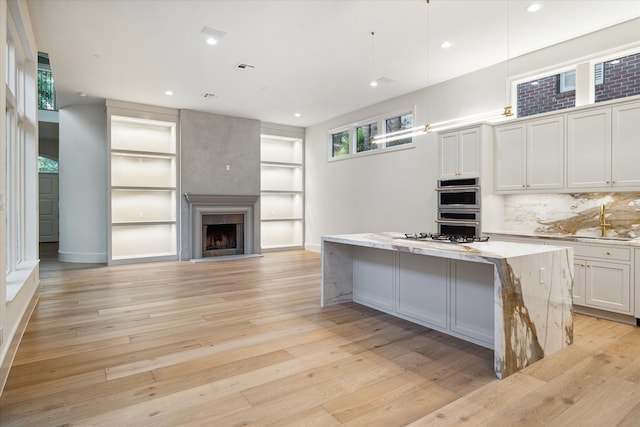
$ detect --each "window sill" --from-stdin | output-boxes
[6,260,39,302]
[329,142,416,163]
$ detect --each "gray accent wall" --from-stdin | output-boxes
[179,109,261,260]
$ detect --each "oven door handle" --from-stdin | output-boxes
[435,186,480,192]
[435,220,480,226]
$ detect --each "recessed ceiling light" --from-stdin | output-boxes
[440,41,451,49]
[527,3,541,12]
[294,113,301,118]
[165,91,173,96]
[202,26,226,46]
[370,80,378,87]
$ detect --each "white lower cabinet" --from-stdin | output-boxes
[353,247,395,313]
[450,260,494,344]
[582,260,631,314]
[353,247,494,349]
[396,252,448,329]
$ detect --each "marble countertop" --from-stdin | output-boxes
[485,231,640,247]
[322,232,568,262]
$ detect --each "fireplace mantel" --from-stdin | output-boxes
[184,193,260,260]
[184,194,259,206]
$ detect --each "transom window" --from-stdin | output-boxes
[515,48,640,118]
[329,109,415,160]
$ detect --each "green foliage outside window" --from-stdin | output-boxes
[332,130,350,157]
[38,69,57,111]
[356,123,378,153]
[38,156,58,173]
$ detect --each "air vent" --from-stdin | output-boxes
[376,77,395,84]
[236,63,255,70]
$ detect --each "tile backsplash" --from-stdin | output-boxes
[502,193,640,238]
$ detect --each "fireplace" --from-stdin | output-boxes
[184,193,260,261]
[202,214,244,257]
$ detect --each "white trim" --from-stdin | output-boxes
[58,250,107,264]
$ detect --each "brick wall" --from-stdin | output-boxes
[517,75,575,118]
[517,52,640,118]
[595,52,640,102]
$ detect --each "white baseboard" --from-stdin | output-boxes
[58,250,107,263]
[305,242,321,253]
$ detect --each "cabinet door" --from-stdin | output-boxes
[567,108,611,189]
[494,123,526,191]
[611,102,640,188]
[458,128,481,178]
[450,260,494,346]
[585,260,631,314]
[527,116,564,190]
[353,247,395,313]
[439,132,459,179]
[573,259,586,306]
[396,252,448,329]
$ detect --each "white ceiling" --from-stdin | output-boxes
[27,0,640,127]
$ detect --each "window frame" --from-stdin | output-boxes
[327,107,417,162]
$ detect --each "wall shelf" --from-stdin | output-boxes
[107,103,179,264]
[260,134,304,251]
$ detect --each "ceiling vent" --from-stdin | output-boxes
[375,77,395,85]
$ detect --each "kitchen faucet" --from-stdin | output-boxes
[599,204,611,237]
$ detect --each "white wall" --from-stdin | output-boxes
[58,104,108,262]
[304,18,640,251]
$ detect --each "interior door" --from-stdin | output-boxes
[39,172,59,242]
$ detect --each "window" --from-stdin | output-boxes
[595,52,640,103]
[331,130,349,157]
[356,122,378,153]
[517,71,576,118]
[38,156,58,173]
[37,52,56,111]
[329,109,415,160]
[515,48,640,118]
[385,113,413,147]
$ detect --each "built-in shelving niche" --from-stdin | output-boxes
[260,135,304,250]
[107,104,179,264]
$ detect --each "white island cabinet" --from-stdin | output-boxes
[321,232,574,379]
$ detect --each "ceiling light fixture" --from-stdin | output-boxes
[294,113,301,118]
[369,31,378,87]
[527,3,541,12]
[440,41,451,49]
[202,26,226,46]
[165,90,173,96]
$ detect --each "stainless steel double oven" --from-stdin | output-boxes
[435,177,481,238]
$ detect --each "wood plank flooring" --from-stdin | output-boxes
[1,245,640,426]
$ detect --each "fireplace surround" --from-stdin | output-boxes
[184,193,260,260]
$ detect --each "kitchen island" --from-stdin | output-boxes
[321,232,573,379]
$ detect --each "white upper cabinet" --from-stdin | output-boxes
[611,102,640,188]
[567,107,612,189]
[439,127,481,179]
[494,116,563,192]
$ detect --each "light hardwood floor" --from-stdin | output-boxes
[1,246,640,426]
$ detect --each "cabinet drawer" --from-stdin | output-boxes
[572,244,630,261]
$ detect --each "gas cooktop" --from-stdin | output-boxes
[403,232,489,244]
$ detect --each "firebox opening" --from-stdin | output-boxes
[205,224,237,250]
[200,212,245,257]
